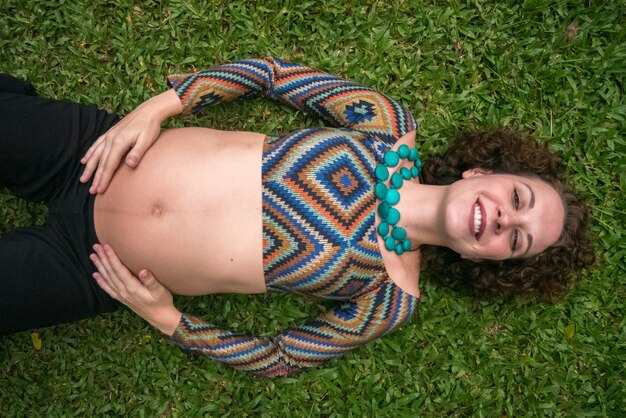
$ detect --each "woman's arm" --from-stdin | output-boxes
[81,58,415,193]
[171,283,418,378]
[167,57,416,142]
[90,244,419,378]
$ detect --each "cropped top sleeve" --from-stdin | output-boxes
[167,57,416,142]
[171,278,419,378]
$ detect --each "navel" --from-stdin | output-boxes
[151,203,164,218]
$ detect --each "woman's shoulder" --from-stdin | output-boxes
[378,248,421,299]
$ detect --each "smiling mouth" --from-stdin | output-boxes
[471,199,486,241]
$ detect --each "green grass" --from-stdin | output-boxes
[1,0,625,416]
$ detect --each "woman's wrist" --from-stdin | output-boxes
[140,89,183,123]
[149,307,183,337]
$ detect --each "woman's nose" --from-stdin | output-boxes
[495,209,512,232]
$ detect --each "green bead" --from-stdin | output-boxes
[402,240,411,251]
[409,148,419,161]
[398,144,410,158]
[391,172,403,189]
[391,226,407,240]
[378,222,389,236]
[375,182,387,199]
[395,244,405,255]
[387,208,400,224]
[375,165,389,181]
[411,166,419,177]
[385,237,396,251]
[377,202,389,218]
[384,150,400,167]
[415,159,422,171]
[401,167,411,180]
[386,189,400,204]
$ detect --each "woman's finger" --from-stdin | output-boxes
[92,272,119,300]
[103,244,133,278]
[93,135,122,194]
[138,269,157,287]
[89,250,108,276]
[125,134,152,167]
[89,251,117,292]
[81,135,105,164]
[97,141,132,192]
[92,245,120,288]
[80,142,105,183]
[91,148,108,193]
[96,244,140,295]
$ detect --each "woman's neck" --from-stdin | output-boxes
[395,181,449,249]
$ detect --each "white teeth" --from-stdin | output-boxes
[473,203,482,235]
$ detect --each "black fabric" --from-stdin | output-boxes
[0,78,120,335]
[0,74,37,96]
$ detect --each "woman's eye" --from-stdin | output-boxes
[511,229,519,252]
[513,189,520,209]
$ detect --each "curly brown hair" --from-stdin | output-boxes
[420,129,595,301]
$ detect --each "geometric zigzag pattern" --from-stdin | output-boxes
[167,57,416,143]
[168,58,420,377]
[262,127,387,299]
[174,279,419,377]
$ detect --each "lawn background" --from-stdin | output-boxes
[1,0,624,416]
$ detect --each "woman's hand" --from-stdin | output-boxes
[90,244,182,336]
[80,89,183,194]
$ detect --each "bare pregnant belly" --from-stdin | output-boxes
[94,128,266,295]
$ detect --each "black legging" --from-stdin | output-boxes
[0,75,119,335]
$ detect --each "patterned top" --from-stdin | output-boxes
[166,58,420,377]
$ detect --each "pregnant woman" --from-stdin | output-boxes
[0,58,593,377]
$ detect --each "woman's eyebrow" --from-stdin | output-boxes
[523,182,535,208]
[519,182,535,256]
[521,234,534,257]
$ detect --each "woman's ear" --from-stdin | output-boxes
[462,167,493,179]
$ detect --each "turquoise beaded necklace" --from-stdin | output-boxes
[375,144,422,255]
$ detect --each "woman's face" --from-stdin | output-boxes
[440,169,564,260]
